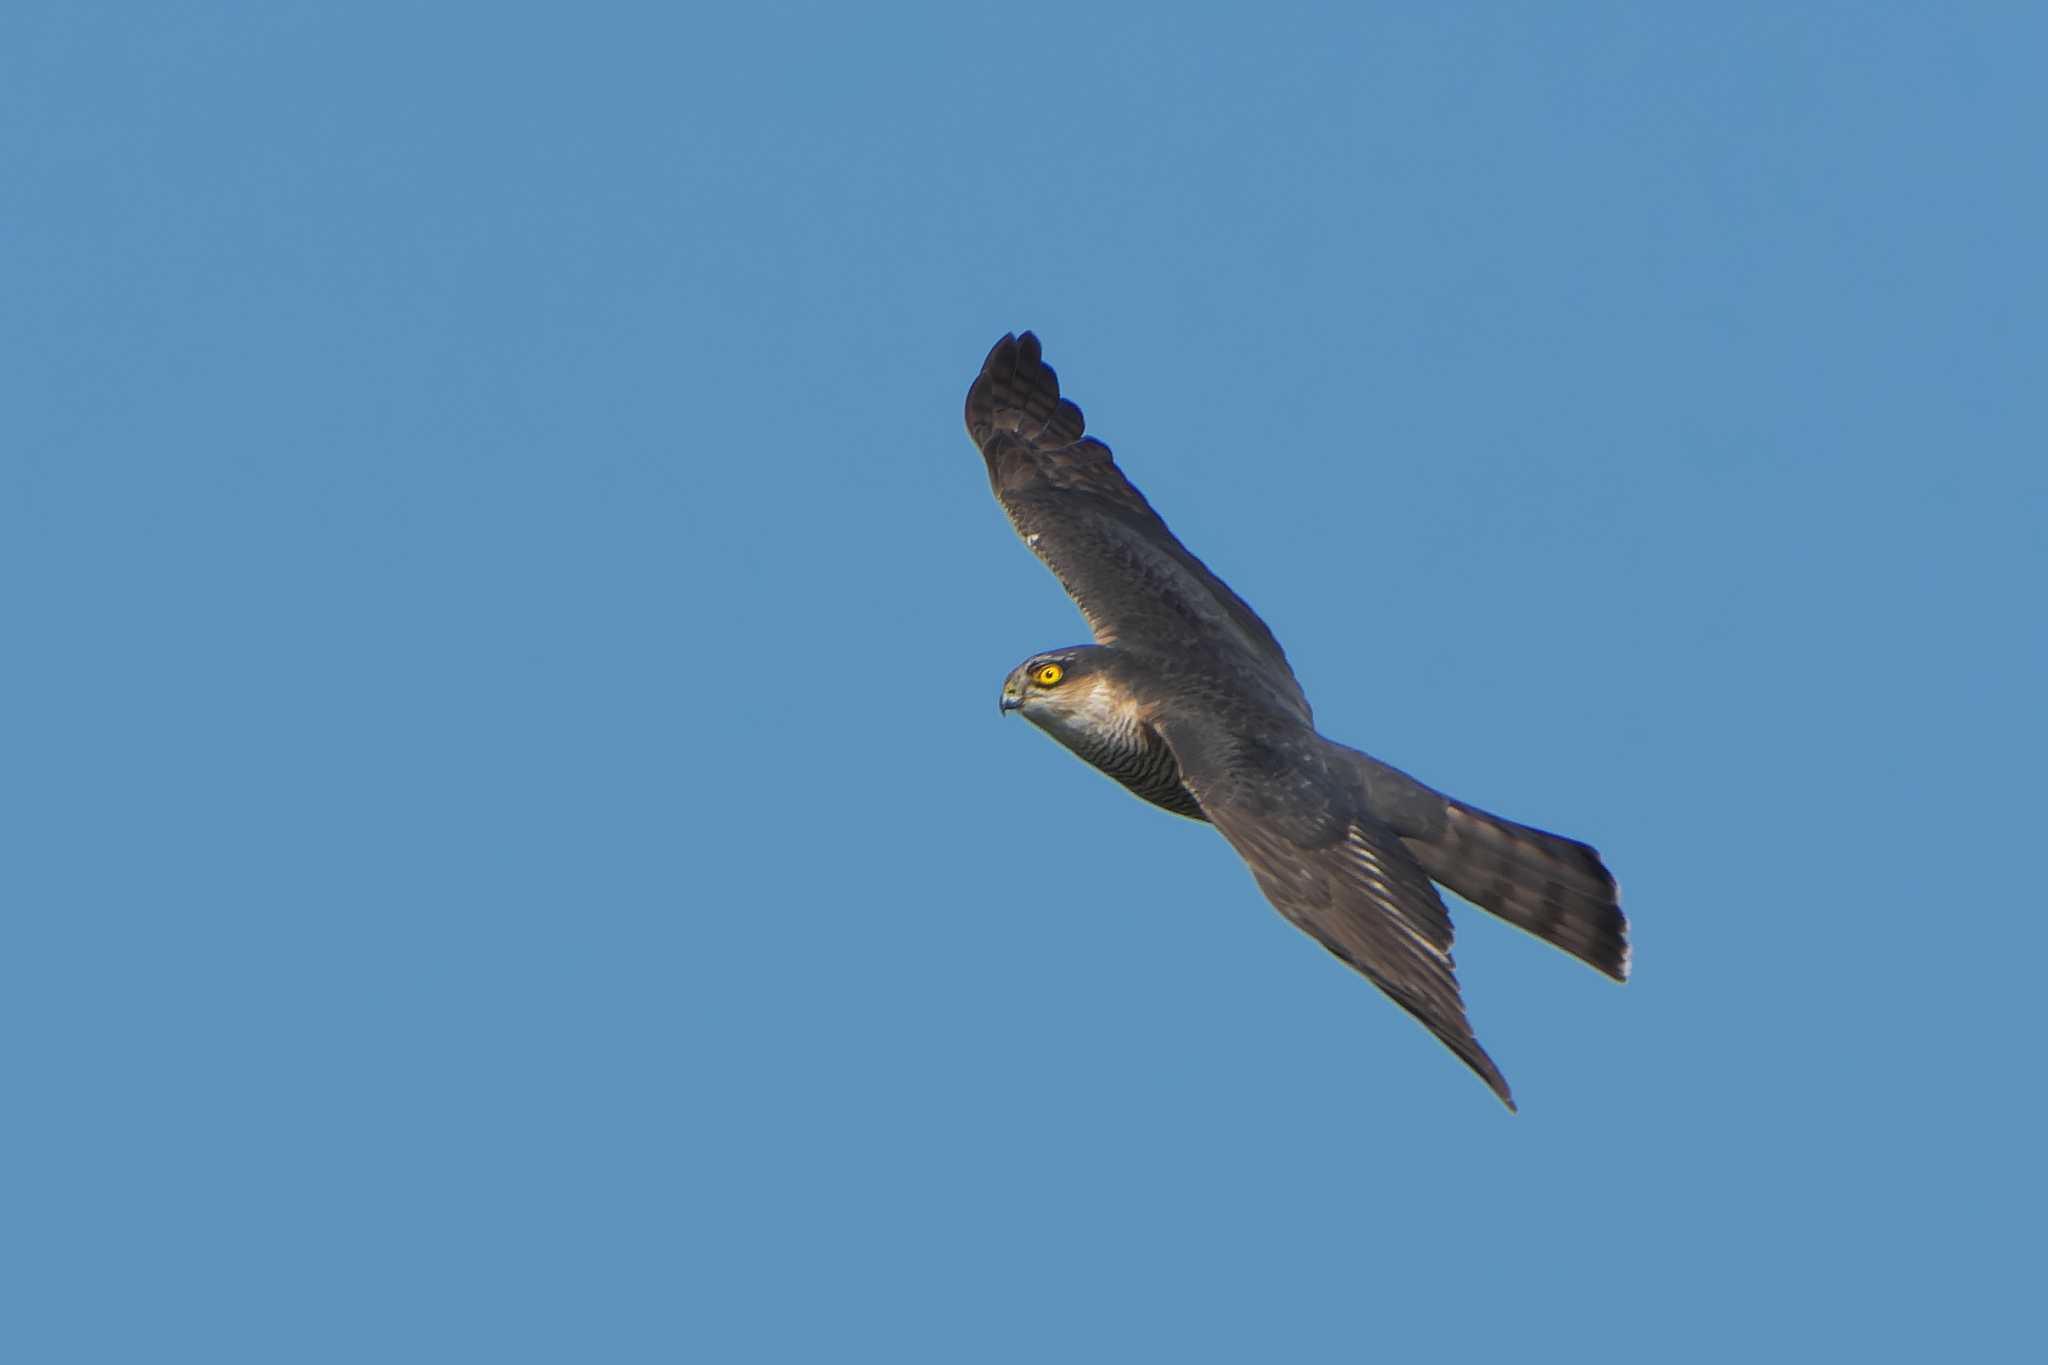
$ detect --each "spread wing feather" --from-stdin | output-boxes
[966,332,1310,721]
[1157,714,1516,1109]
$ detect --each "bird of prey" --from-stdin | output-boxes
[968,332,1626,1110]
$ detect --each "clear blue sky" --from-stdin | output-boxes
[7,4,2043,1360]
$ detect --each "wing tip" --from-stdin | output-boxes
[1471,1046,1518,1112]
[965,330,1086,451]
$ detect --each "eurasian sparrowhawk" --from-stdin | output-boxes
[970,332,1627,1110]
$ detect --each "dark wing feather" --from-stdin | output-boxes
[1157,713,1516,1109]
[965,332,1310,721]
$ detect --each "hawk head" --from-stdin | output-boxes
[1001,643,1151,759]
[1003,642,1155,757]
[998,645,1117,721]
[997,644,1205,821]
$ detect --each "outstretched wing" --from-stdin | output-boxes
[965,332,1310,721]
[1157,712,1516,1109]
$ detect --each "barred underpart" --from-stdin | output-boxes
[1055,711,1207,821]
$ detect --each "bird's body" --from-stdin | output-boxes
[972,333,1627,1110]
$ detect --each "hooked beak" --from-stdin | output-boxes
[999,678,1024,714]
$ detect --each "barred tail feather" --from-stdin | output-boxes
[1401,801,1629,981]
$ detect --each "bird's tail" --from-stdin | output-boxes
[1400,800,1630,982]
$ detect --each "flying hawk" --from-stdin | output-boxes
[970,332,1627,1110]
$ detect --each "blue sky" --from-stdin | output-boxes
[7,3,2043,1360]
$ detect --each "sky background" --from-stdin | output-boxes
[6,3,2044,1360]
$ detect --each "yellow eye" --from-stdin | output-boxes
[1033,662,1065,686]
